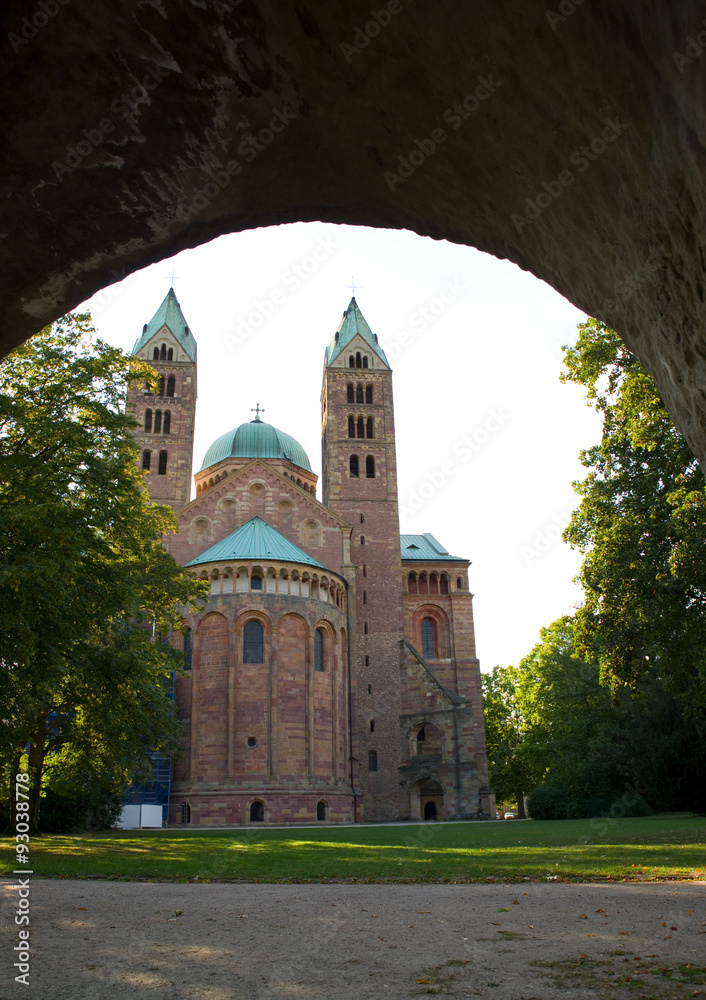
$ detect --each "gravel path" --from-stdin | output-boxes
[2,880,705,999]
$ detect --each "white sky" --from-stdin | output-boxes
[78,221,602,672]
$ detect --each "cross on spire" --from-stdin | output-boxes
[251,403,265,422]
[345,276,362,296]
[165,265,180,288]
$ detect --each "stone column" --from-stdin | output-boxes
[227,624,237,777]
[268,625,279,780]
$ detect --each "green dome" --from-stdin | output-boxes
[199,419,312,473]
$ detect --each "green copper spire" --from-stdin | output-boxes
[131,288,197,361]
[325,297,389,368]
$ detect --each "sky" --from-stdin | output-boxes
[78,221,603,672]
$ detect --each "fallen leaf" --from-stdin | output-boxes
[596,908,605,913]
[663,922,667,927]
[579,914,588,919]
[619,931,629,935]
[670,926,678,931]
[74,907,87,911]
[371,914,378,918]
[416,979,433,985]
[491,922,501,926]
[512,900,519,904]
[417,911,431,914]
[580,953,589,959]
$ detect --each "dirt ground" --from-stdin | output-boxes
[1,880,705,1000]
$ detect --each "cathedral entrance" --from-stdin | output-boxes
[424,801,437,821]
[411,777,444,821]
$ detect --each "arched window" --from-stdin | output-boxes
[355,351,362,368]
[183,629,193,670]
[243,620,264,663]
[457,577,463,589]
[250,575,262,591]
[355,416,363,438]
[143,380,152,394]
[144,409,152,432]
[408,572,418,595]
[153,346,159,360]
[366,417,374,438]
[417,726,426,744]
[347,383,354,403]
[356,384,363,403]
[181,802,191,824]
[370,718,375,732]
[160,343,167,360]
[153,410,162,434]
[250,800,264,822]
[167,347,173,361]
[314,628,324,671]
[349,455,359,478]
[157,375,165,395]
[360,513,365,524]
[163,410,171,434]
[368,749,378,771]
[316,800,327,821]
[158,450,168,475]
[360,535,365,546]
[363,591,367,604]
[362,356,368,368]
[362,564,367,577]
[142,450,151,471]
[166,375,175,396]
[440,574,449,595]
[349,355,355,368]
[365,384,373,403]
[366,455,375,478]
[348,415,355,438]
[364,621,368,634]
[421,619,435,659]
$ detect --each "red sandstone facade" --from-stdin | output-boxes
[129,293,494,825]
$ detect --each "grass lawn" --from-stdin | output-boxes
[3,813,704,883]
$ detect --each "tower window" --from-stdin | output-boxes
[167,347,173,361]
[366,456,375,478]
[158,450,168,475]
[356,416,364,438]
[366,417,374,438]
[314,628,324,671]
[153,410,162,434]
[362,356,368,368]
[163,410,171,434]
[316,800,327,821]
[160,343,167,360]
[157,375,165,395]
[349,455,359,478]
[167,375,176,396]
[181,802,191,824]
[363,591,367,604]
[457,577,463,589]
[368,749,377,772]
[365,656,370,666]
[421,619,435,659]
[250,800,264,822]
[365,384,373,404]
[349,355,355,368]
[347,383,354,403]
[183,629,193,670]
[356,384,363,403]
[243,620,264,663]
[363,564,367,577]
[348,415,355,438]
[153,346,159,360]
[144,409,152,432]
[360,535,365,545]
[250,575,262,591]
[355,351,361,368]
[364,621,368,634]
[142,449,152,471]
[360,514,364,524]
[370,719,375,733]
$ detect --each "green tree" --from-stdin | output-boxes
[0,315,205,830]
[561,318,706,719]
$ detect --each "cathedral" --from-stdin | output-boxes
[127,289,495,826]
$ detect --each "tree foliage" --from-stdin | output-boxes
[561,318,706,717]
[0,315,205,830]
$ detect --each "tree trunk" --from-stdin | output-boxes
[516,792,526,819]
[27,719,48,833]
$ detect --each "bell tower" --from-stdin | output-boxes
[321,298,404,821]
[127,288,197,511]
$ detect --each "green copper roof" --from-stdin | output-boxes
[199,418,312,473]
[186,516,327,569]
[400,533,467,562]
[131,288,197,361]
[325,297,389,368]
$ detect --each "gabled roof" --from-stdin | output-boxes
[131,288,197,361]
[186,516,328,569]
[325,297,389,368]
[199,418,312,473]
[400,533,467,562]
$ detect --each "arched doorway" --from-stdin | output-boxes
[413,777,444,821]
[424,801,437,821]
